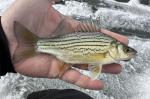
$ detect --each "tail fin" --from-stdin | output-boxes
[13,22,39,63]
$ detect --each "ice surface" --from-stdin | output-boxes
[0,0,15,15]
[1,0,150,99]
[53,1,93,17]
[95,0,150,36]
[54,0,150,38]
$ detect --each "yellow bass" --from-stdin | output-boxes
[14,22,137,79]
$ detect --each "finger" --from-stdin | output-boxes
[61,69,104,90]
[100,29,129,45]
[73,63,122,74]
[102,63,122,74]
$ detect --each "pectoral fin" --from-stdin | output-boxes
[88,64,102,80]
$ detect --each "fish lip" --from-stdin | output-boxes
[123,52,137,62]
[123,58,131,62]
[128,50,137,57]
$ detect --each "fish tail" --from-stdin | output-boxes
[13,22,39,63]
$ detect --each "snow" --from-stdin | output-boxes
[1,0,150,99]
[0,0,15,15]
[53,1,93,17]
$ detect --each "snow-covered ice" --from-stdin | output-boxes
[1,0,150,99]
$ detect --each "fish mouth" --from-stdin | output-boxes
[123,52,137,62]
[123,58,131,62]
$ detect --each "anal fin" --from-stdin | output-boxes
[88,64,102,80]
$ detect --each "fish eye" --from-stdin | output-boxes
[123,46,131,53]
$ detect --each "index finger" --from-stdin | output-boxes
[61,69,104,90]
[100,29,129,45]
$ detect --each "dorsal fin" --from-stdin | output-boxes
[74,17,101,33]
[51,17,101,37]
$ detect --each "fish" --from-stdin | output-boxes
[14,22,137,79]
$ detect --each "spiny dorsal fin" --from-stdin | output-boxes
[52,17,101,36]
[75,17,101,32]
[13,22,39,63]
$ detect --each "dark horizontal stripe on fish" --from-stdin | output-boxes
[38,45,108,53]
[67,48,105,53]
[38,46,107,53]
[55,32,110,38]
[38,34,113,43]
[37,39,113,45]
[39,44,108,49]
[38,40,111,47]
[38,38,112,44]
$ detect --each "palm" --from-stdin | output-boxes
[1,0,128,90]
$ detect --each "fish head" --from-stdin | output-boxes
[116,43,137,61]
[109,41,137,62]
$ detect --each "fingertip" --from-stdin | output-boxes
[100,29,129,45]
[61,69,104,90]
[87,79,105,90]
[102,63,122,74]
[75,75,105,90]
[61,69,81,84]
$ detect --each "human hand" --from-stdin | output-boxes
[1,0,128,90]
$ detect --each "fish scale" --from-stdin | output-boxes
[37,32,114,52]
[37,32,113,42]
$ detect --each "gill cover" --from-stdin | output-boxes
[108,41,119,61]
